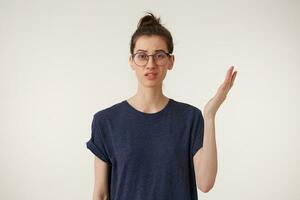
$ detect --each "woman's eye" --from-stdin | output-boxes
[156,53,165,59]
[137,54,147,59]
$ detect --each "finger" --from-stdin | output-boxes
[224,66,235,89]
[224,66,234,85]
[225,70,237,93]
[229,71,237,88]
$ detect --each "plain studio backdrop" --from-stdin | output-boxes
[1,0,299,199]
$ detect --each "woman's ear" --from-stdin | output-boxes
[168,55,175,70]
[129,55,135,70]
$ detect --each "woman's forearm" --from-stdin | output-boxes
[93,192,109,200]
[195,116,218,192]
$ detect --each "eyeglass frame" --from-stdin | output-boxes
[131,50,173,67]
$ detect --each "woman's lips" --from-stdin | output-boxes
[145,73,158,80]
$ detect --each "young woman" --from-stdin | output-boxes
[86,12,237,200]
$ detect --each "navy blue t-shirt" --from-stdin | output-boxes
[86,98,204,200]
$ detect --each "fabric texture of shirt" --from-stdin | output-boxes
[86,98,204,200]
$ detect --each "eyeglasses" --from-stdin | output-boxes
[131,51,172,67]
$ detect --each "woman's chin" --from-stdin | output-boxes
[141,80,162,87]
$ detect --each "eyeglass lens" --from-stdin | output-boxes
[133,52,169,66]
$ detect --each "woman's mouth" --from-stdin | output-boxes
[145,73,158,80]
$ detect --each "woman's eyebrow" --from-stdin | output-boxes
[136,49,166,52]
[155,49,166,52]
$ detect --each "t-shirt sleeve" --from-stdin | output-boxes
[86,114,111,165]
[190,108,205,157]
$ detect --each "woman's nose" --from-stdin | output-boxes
[146,56,157,68]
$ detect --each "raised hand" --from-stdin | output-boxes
[203,65,237,119]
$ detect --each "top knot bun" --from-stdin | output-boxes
[130,11,174,54]
[137,12,161,28]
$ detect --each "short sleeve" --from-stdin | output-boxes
[86,114,112,165]
[190,108,204,157]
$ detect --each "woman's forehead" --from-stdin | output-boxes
[134,35,168,52]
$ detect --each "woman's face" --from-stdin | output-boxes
[129,35,174,88]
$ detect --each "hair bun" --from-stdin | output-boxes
[137,12,161,28]
[130,11,174,55]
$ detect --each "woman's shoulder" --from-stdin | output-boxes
[93,100,125,120]
[172,98,202,113]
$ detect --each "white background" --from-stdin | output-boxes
[1,0,299,199]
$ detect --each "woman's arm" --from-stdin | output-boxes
[193,66,237,192]
[93,156,110,200]
[193,116,217,193]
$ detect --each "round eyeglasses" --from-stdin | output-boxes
[131,51,172,67]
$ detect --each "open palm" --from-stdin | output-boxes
[203,66,237,119]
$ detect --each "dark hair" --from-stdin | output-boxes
[130,11,174,55]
